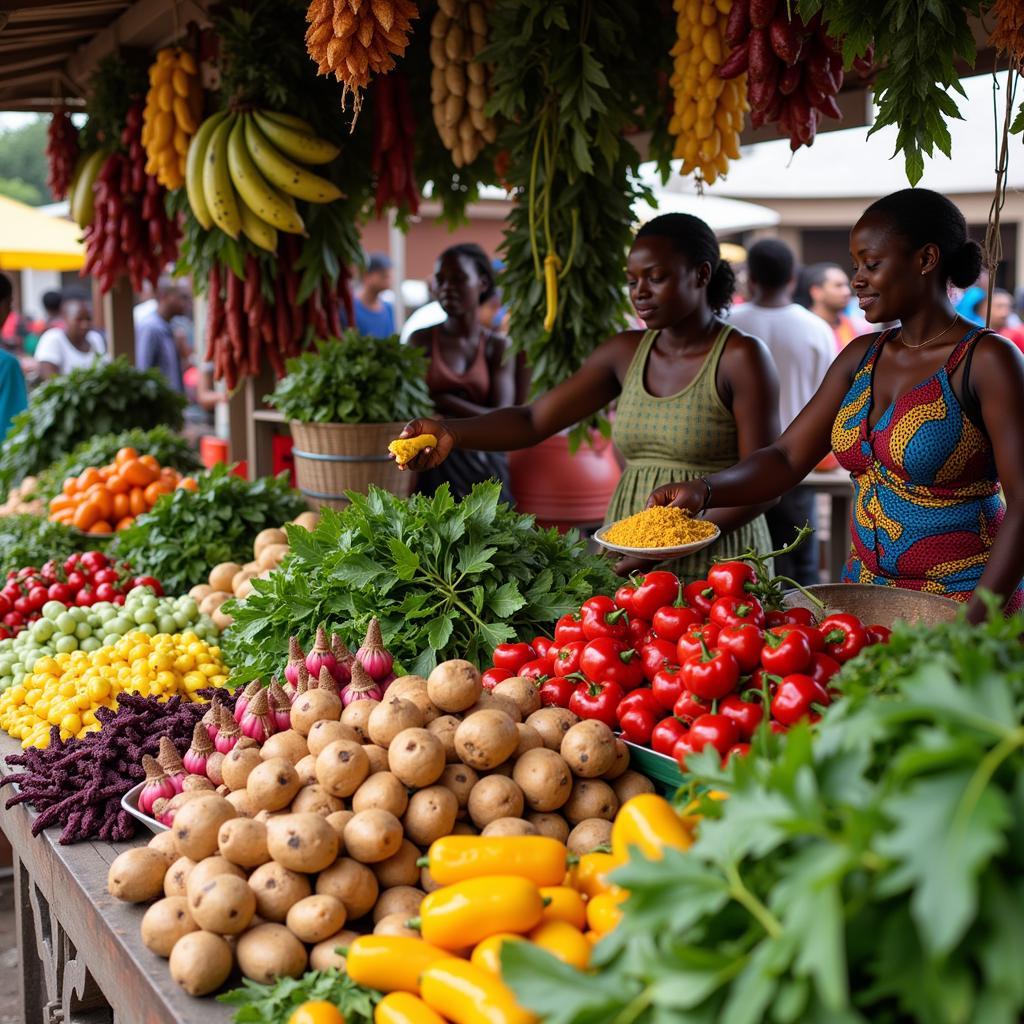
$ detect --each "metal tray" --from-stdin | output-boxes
[784,583,960,629]
[120,780,168,834]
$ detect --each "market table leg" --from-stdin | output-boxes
[14,853,46,1024]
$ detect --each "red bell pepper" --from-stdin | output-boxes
[719,693,763,739]
[675,713,739,764]
[765,606,817,628]
[539,676,575,708]
[579,638,645,689]
[652,601,702,642]
[866,624,892,645]
[627,617,655,648]
[630,571,680,620]
[651,716,688,756]
[651,665,685,711]
[580,596,630,641]
[716,623,764,673]
[640,638,677,681]
[614,583,637,615]
[619,706,658,745]
[569,679,624,728]
[554,612,586,645]
[676,623,720,664]
[760,629,812,676]
[820,613,869,663]
[482,667,513,690]
[681,642,740,701]
[531,637,556,660]
[770,673,831,725]
[518,659,553,682]
[808,652,841,687]
[709,595,766,630]
[673,690,710,723]
[552,641,586,678]
[684,579,716,618]
[492,642,536,673]
[707,560,757,598]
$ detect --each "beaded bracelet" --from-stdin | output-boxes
[697,477,713,514]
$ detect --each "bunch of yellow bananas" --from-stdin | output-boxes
[142,47,203,191]
[185,109,342,251]
[668,0,747,185]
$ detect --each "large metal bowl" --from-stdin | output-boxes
[784,583,961,628]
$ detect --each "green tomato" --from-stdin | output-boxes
[74,622,92,640]
[133,607,156,625]
[178,598,199,620]
[136,622,158,637]
[172,611,191,631]
[54,635,78,655]
[157,615,178,636]
[42,601,66,621]
[97,606,119,625]
[102,634,122,647]
[56,612,78,636]
[79,637,101,653]
[31,619,55,643]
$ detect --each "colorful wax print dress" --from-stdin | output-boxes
[831,326,1022,610]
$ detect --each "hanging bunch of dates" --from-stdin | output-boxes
[718,0,865,150]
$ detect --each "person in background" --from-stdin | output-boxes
[135,278,189,392]
[0,274,28,439]
[802,261,867,350]
[22,289,64,356]
[34,296,106,378]
[955,269,988,324]
[728,240,835,584]
[398,214,780,579]
[353,253,396,338]
[973,288,1024,351]
[649,188,1024,617]
[408,243,516,502]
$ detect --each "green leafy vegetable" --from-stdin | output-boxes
[0,359,185,500]
[111,465,305,594]
[803,0,983,185]
[218,969,378,1024]
[224,482,618,681]
[0,516,99,578]
[504,608,1024,1024]
[34,426,203,503]
[267,333,432,425]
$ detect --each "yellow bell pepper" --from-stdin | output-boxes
[420,958,536,1024]
[344,936,449,995]
[610,794,692,863]
[528,920,591,970]
[375,992,447,1024]
[422,836,568,888]
[574,852,618,899]
[538,886,587,930]
[470,933,523,975]
[414,876,545,950]
[586,891,625,935]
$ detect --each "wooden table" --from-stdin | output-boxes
[797,469,854,584]
[0,734,232,1024]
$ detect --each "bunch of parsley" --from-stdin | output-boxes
[219,970,377,1023]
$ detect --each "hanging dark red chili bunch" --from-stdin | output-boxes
[81,103,180,293]
[371,71,419,216]
[718,0,858,151]
[45,108,80,200]
[204,235,354,390]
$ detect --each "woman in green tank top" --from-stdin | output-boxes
[395,213,780,577]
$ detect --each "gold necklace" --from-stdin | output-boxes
[900,314,959,350]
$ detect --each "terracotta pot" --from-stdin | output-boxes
[509,432,621,532]
[817,452,840,471]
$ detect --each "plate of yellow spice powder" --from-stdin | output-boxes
[595,506,720,558]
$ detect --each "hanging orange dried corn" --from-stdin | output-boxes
[989,0,1024,62]
[305,0,420,121]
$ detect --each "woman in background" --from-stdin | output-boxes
[408,243,516,501]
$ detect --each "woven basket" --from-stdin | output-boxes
[289,420,413,510]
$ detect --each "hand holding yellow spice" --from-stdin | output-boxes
[0,630,228,748]
[389,434,439,466]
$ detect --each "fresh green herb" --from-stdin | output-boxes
[111,465,305,594]
[804,0,982,185]
[224,482,618,682]
[480,0,671,444]
[504,607,1024,1024]
[34,426,202,503]
[267,333,432,425]
[0,516,98,578]
[0,359,185,500]
[218,969,378,1024]
[79,51,148,152]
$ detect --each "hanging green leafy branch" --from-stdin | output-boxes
[480,0,673,445]
[802,0,984,185]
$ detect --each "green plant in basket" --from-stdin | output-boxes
[267,332,432,425]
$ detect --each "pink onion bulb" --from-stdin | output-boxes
[239,688,276,744]
[215,705,241,754]
[139,755,175,815]
[156,736,186,794]
[183,722,213,776]
[356,618,394,682]
[306,625,339,681]
[234,680,262,722]
[267,678,292,731]
[202,695,223,742]
[341,660,384,706]
[330,633,354,685]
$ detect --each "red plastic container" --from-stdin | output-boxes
[200,435,229,468]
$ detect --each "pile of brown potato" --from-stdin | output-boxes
[105,659,656,998]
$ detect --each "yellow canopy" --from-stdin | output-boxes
[0,194,85,272]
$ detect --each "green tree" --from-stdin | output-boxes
[0,116,52,205]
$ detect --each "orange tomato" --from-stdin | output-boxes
[146,480,174,505]
[121,460,158,487]
[77,468,102,491]
[72,501,102,531]
[106,473,129,495]
[49,495,74,513]
[51,509,74,523]
[115,516,135,531]
[85,485,113,521]
[129,487,147,517]
[62,477,77,496]
[112,493,130,521]
[177,476,199,492]
[139,454,160,472]
[88,520,113,535]
[98,465,114,481]
[115,446,138,466]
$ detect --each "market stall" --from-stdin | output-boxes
[0,0,1022,1022]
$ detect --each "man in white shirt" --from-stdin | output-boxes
[729,239,835,584]
[34,297,107,379]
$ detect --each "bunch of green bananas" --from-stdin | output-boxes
[67,149,109,229]
[185,109,342,250]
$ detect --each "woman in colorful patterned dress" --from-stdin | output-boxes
[395,214,780,578]
[650,189,1024,616]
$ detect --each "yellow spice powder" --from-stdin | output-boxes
[603,506,717,548]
